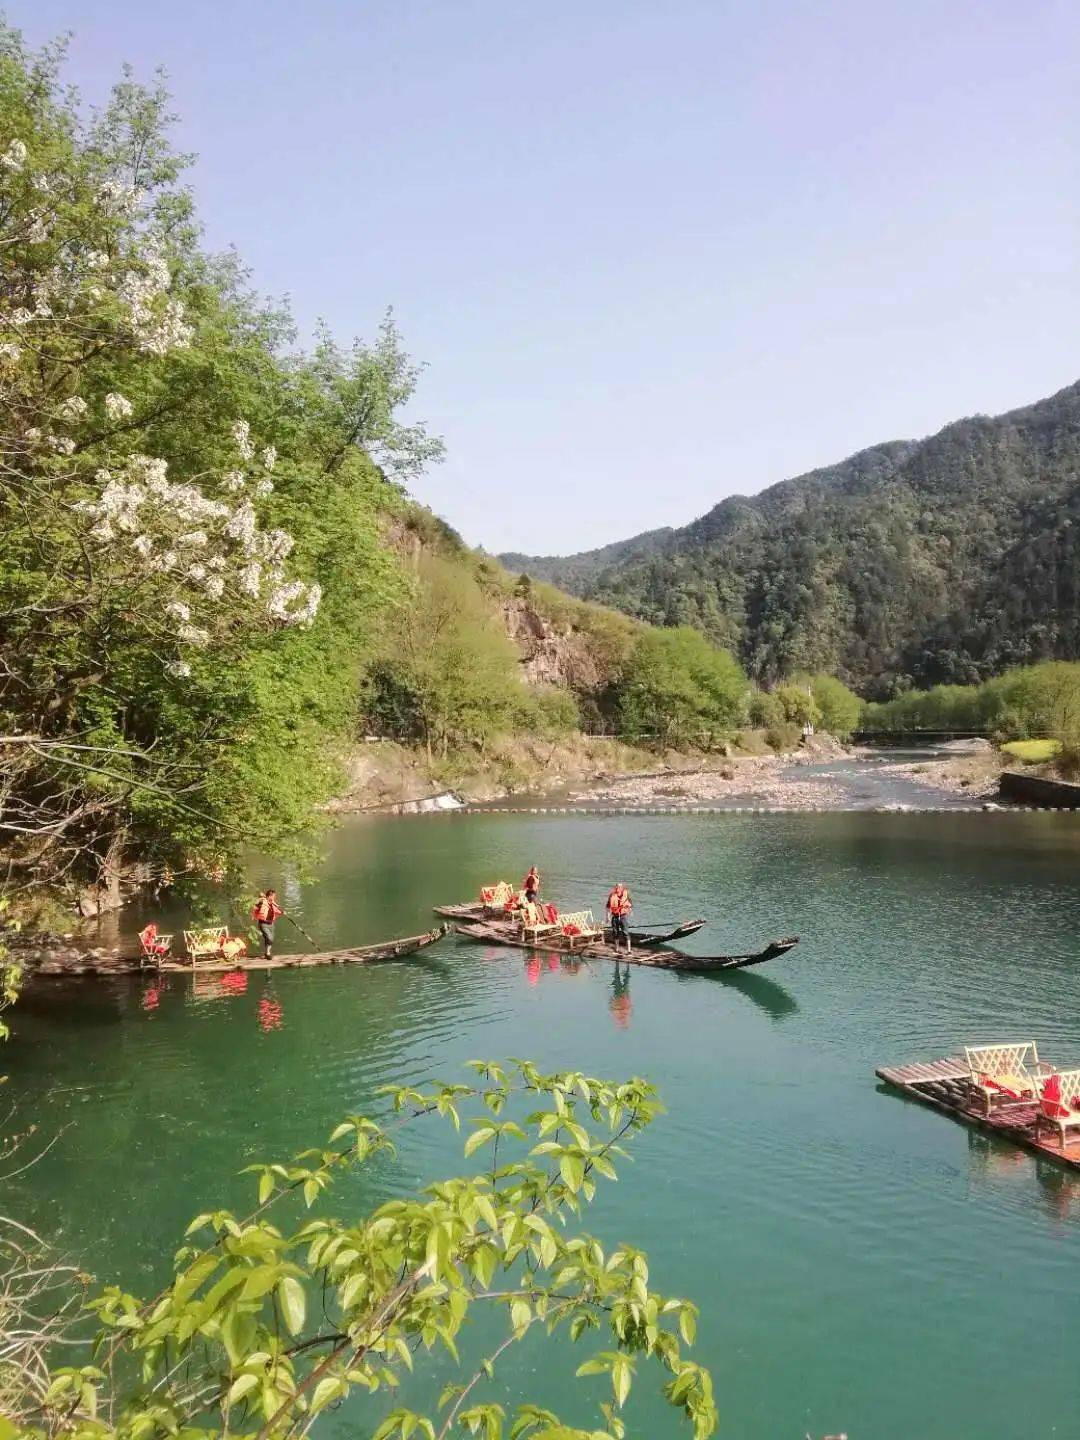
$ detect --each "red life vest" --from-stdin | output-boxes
[252,896,282,923]
[607,887,631,916]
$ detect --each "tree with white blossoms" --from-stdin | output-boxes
[0,28,437,903]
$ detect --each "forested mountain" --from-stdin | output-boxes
[500,524,676,590]
[502,384,1080,696]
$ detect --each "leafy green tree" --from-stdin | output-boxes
[0,27,432,900]
[746,689,783,729]
[374,555,527,759]
[808,675,861,738]
[6,1063,717,1440]
[772,684,820,730]
[615,628,746,744]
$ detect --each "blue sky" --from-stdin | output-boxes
[17,0,1080,552]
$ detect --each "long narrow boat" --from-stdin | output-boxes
[453,921,799,974]
[33,926,450,977]
[433,904,706,947]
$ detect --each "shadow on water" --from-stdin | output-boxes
[713,966,799,1020]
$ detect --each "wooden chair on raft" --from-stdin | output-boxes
[183,926,229,967]
[1034,1069,1080,1149]
[557,910,603,949]
[518,901,559,943]
[481,881,517,915]
[139,933,172,968]
[963,1043,1053,1114]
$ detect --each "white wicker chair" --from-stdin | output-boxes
[1034,1068,1080,1148]
[963,1043,1052,1114]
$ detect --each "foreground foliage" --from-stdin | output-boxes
[6,1063,716,1440]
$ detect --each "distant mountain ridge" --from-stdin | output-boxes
[499,381,1080,696]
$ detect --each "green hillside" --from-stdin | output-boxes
[502,385,1080,696]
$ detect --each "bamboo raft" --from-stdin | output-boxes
[433,904,707,947]
[876,1057,1080,1172]
[35,926,449,977]
[454,922,799,974]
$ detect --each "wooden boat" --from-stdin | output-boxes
[433,905,706,947]
[629,919,706,946]
[34,926,450,978]
[434,902,490,921]
[453,921,799,974]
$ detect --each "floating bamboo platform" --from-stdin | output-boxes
[876,1057,1080,1172]
[34,927,448,978]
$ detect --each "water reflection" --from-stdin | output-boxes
[966,1130,1080,1223]
[609,961,632,1030]
[257,983,284,1035]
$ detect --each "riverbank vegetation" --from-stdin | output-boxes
[860,662,1080,741]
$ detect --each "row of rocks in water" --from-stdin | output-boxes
[9,932,132,977]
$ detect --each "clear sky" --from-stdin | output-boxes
[16,0,1080,552]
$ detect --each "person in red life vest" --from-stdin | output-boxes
[251,889,283,959]
[139,922,169,959]
[606,882,633,952]
[522,866,541,903]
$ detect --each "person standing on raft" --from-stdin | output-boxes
[606,882,633,952]
[252,889,283,959]
[522,866,541,903]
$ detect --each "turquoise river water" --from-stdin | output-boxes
[7,811,1080,1438]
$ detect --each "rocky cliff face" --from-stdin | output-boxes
[500,597,605,692]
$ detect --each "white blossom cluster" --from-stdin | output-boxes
[0,135,194,359]
[73,423,321,672]
[116,243,194,355]
[1,136,318,679]
[1,138,27,171]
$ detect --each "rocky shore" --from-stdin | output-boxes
[8,931,132,978]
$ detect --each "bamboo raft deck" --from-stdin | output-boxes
[454,921,799,974]
[876,1057,1080,1172]
[34,927,448,977]
[434,905,707,947]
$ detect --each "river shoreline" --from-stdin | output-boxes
[330,735,1013,815]
[2,746,1043,975]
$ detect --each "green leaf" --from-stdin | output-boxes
[310,1376,346,1414]
[228,1373,259,1405]
[465,1126,496,1157]
[613,1356,632,1408]
[258,1170,274,1203]
[277,1275,306,1335]
[173,1252,219,1302]
[240,1266,279,1301]
[575,1356,611,1377]
[559,1152,585,1192]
